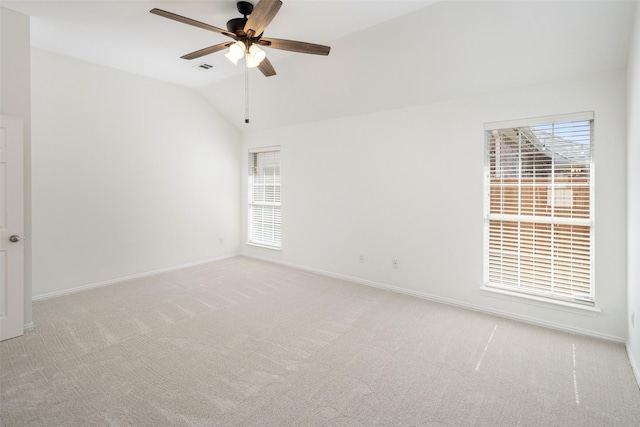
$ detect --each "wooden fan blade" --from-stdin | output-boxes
[244,0,282,38]
[259,38,330,56]
[181,42,234,60]
[257,57,277,77]
[150,8,236,39]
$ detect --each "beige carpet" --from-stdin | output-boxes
[1,256,639,426]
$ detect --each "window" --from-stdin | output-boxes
[248,147,281,248]
[484,112,594,305]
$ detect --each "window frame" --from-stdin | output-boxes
[482,112,595,307]
[247,146,282,249]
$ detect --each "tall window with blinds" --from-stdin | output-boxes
[484,113,594,305]
[248,148,281,248]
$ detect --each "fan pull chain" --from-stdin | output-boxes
[245,58,250,124]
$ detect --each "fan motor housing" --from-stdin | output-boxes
[226,17,248,35]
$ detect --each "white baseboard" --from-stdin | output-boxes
[627,344,640,390]
[242,254,625,344]
[32,253,239,302]
[23,322,34,332]
[32,252,628,345]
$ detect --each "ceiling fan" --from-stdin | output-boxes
[150,0,331,77]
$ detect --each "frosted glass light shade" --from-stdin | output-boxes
[229,41,246,59]
[245,54,259,68]
[225,51,239,65]
[249,44,266,64]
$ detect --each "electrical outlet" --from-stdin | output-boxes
[359,255,365,263]
[392,259,399,269]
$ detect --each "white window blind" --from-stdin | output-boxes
[484,113,594,305]
[248,148,281,248]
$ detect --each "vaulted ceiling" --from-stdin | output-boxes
[2,0,636,131]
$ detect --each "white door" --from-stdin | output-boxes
[0,115,24,341]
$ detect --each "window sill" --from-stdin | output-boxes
[246,242,282,251]
[480,286,601,316]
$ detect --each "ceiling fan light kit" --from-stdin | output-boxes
[227,41,266,68]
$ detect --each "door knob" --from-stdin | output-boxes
[9,235,21,243]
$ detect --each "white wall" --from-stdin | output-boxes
[242,70,628,341]
[627,0,640,380]
[1,6,32,326]
[31,48,241,298]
